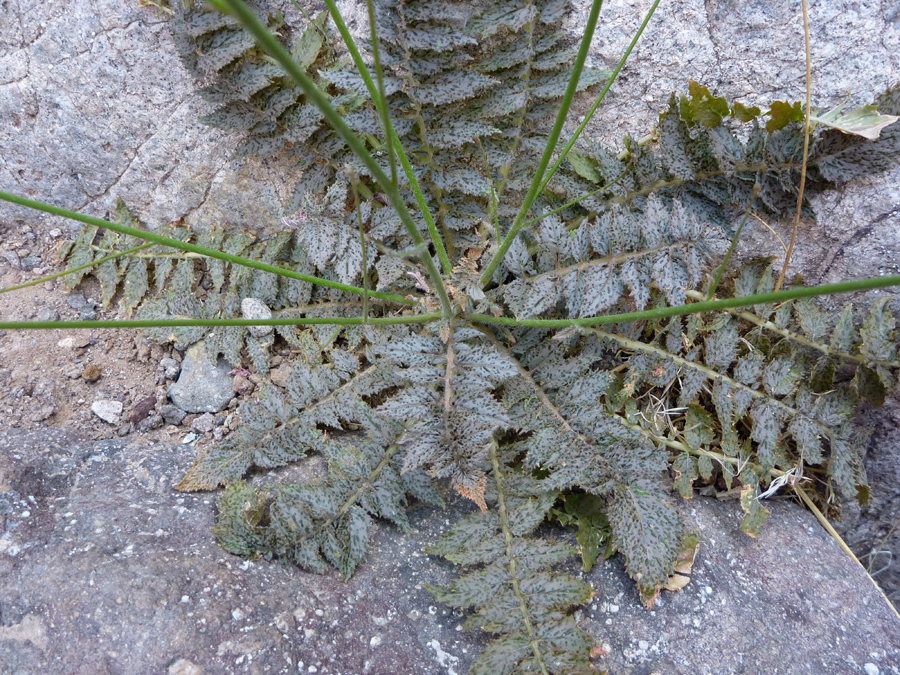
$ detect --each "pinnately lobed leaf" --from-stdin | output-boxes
[41,1,900,672]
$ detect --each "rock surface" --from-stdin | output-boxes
[1,428,898,674]
[1,0,899,658]
[167,341,234,414]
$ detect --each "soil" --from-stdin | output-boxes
[0,216,224,451]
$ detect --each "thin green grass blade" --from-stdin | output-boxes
[0,242,154,295]
[366,0,396,187]
[479,0,605,287]
[350,170,370,324]
[211,0,453,317]
[320,0,453,277]
[0,312,442,331]
[0,190,413,306]
[466,274,900,328]
[537,0,662,195]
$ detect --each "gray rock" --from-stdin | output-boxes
[0,427,898,675]
[64,293,87,311]
[18,255,41,271]
[158,357,181,380]
[136,413,164,433]
[37,307,59,322]
[167,341,233,413]
[158,404,187,426]
[190,412,215,435]
[241,297,273,337]
[1,251,20,270]
[62,364,81,379]
[90,399,122,424]
[21,378,57,424]
[78,304,97,321]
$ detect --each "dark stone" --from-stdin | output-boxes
[64,293,87,310]
[136,414,164,433]
[128,395,156,424]
[158,404,187,426]
[18,255,41,271]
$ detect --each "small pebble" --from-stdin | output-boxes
[232,374,253,395]
[91,399,123,424]
[191,413,215,434]
[38,307,60,322]
[58,336,91,350]
[241,297,273,337]
[159,404,187,426]
[136,413,164,433]
[66,292,88,310]
[159,357,181,380]
[129,395,156,424]
[269,363,291,388]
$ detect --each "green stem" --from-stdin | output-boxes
[0,242,154,295]
[366,0,396,187]
[537,0,662,196]
[0,190,415,306]
[212,0,453,318]
[319,0,453,277]
[588,327,817,430]
[523,156,636,232]
[466,274,900,328]
[0,312,442,331]
[488,438,550,675]
[479,0,605,287]
[350,171,369,324]
[706,196,754,300]
[684,289,900,369]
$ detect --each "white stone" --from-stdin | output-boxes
[241,297,273,337]
[90,400,122,424]
[57,336,91,349]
